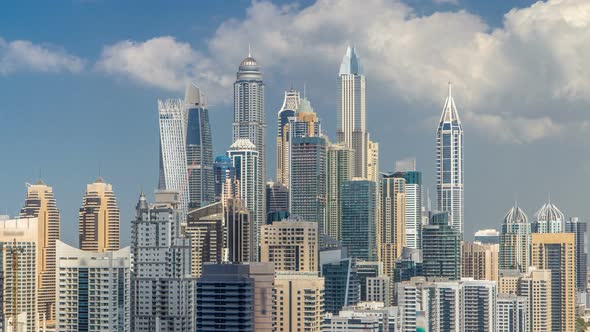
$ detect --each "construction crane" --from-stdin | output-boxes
[0,239,24,332]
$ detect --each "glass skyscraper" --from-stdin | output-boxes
[185,83,214,209]
[341,179,377,261]
[422,212,461,280]
[213,155,235,202]
[436,83,464,234]
[276,88,301,187]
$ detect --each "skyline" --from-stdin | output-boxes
[2,0,589,248]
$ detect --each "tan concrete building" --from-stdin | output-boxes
[531,233,575,332]
[274,272,324,332]
[261,220,318,272]
[0,218,39,332]
[367,140,379,184]
[78,177,120,252]
[379,175,406,285]
[19,180,60,326]
[462,241,499,281]
[325,143,353,240]
[186,202,224,277]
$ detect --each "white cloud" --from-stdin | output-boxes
[95,36,233,101]
[96,0,590,143]
[0,38,84,74]
[433,0,459,4]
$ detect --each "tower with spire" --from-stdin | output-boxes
[233,50,265,256]
[436,82,464,234]
[337,45,374,179]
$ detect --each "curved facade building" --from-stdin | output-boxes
[158,98,190,217]
[79,177,120,252]
[499,203,531,272]
[436,83,464,234]
[185,83,214,209]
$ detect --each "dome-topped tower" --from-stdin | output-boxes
[532,199,564,233]
[237,48,262,81]
[503,202,528,224]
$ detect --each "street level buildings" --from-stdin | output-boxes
[56,240,130,332]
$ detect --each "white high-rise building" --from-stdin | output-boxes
[496,294,528,332]
[0,218,39,332]
[233,52,265,250]
[131,191,195,331]
[276,88,301,187]
[227,139,260,254]
[158,98,190,218]
[532,200,564,233]
[56,240,130,332]
[436,83,464,234]
[337,46,369,179]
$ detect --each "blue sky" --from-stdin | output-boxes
[2,0,588,246]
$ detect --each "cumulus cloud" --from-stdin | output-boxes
[95,36,233,101]
[96,0,590,143]
[0,38,84,74]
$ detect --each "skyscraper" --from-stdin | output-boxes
[531,233,575,332]
[322,258,360,314]
[185,83,214,209]
[233,51,265,252]
[341,179,377,261]
[367,140,379,183]
[422,212,461,280]
[499,202,531,272]
[290,136,327,230]
[274,272,324,332]
[227,138,260,254]
[564,217,588,291]
[436,83,464,234]
[225,198,255,263]
[56,240,130,332]
[186,202,225,277]
[461,241,499,281]
[158,98,190,217]
[260,220,318,272]
[337,46,369,178]
[392,170,423,249]
[19,180,60,326]
[276,88,301,187]
[326,143,354,240]
[196,263,275,332]
[379,173,406,281]
[131,191,195,331]
[532,200,564,233]
[496,294,528,332]
[265,181,289,224]
[78,177,120,252]
[0,218,39,332]
[213,155,236,202]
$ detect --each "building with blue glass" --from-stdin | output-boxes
[341,179,377,261]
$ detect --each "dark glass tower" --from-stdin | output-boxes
[185,83,214,209]
[422,212,461,280]
[341,179,377,260]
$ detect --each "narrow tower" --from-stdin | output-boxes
[436,83,464,234]
[185,83,214,209]
[337,46,368,178]
[276,88,301,187]
[233,51,265,253]
[19,180,60,327]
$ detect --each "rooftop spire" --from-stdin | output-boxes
[448,81,452,98]
[248,43,251,57]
